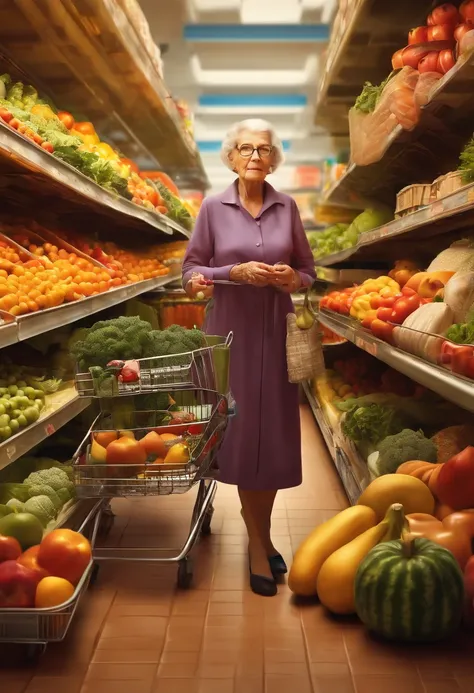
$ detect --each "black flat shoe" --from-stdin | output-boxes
[248,555,277,597]
[268,553,288,576]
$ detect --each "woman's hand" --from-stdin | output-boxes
[230,262,275,287]
[186,272,214,299]
[271,264,301,293]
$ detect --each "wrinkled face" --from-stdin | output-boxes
[228,129,274,182]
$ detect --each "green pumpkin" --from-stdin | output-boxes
[354,537,464,642]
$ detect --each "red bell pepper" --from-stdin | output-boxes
[119,360,140,383]
[440,342,474,379]
[370,318,395,343]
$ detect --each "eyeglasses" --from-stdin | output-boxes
[236,144,273,159]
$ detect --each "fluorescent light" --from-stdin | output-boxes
[241,0,301,23]
[183,24,329,42]
[198,94,307,107]
[190,54,318,86]
[197,105,305,115]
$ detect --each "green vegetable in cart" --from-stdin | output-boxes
[23,495,57,527]
[0,512,44,550]
[370,429,438,477]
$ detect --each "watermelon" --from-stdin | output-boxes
[354,537,464,642]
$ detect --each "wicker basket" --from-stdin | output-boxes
[395,184,432,217]
[437,171,465,199]
[286,298,325,384]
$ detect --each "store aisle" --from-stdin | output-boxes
[2,406,474,693]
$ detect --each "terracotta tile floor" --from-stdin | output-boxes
[1,406,474,692]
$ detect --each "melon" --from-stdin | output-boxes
[358,474,435,521]
[355,537,464,642]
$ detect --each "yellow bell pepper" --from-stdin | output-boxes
[31,104,57,121]
[350,293,379,320]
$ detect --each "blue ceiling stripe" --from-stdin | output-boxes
[198,140,291,152]
[199,94,307,107]
[184,24,329,42]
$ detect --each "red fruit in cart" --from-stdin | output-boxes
[436,446,474,510]
[0,535,21,563]
[139,431,167,459]
[37,529,92,585]
[408,26,428,44]
[431,3,460,25]
[454,22,474,42]
[17,545,49,579]
[106,436,147,476]
[438,48,456,73]
[94,431,118,448]
[427,23,455,41]
[0,560,41,607]
[418,52,441,73]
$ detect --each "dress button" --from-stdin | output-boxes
[256,243,261,247]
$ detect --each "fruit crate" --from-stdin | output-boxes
[72,388,230,498]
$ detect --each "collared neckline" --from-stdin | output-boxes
[220,179,286,217]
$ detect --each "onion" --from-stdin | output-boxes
[443,271,474,323]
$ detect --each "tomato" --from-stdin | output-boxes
[418,52,441,72]
[376,306,393,322]
[41,141,54,153]
[370,319,395,343]
[451,345,474,376]
[57,111,75,129]
[431,3,460,25]
[460,0,474,22]
[0,107,12,123]
[145,189,159,207]
[120,157,140,175]
[390,293,421,323]
[0,535,21,563]
[454,22,474,42]
[427,13,435,26]
[408,26,428,44]
[35,576,75,608]
[9,118,20,130]
[438,48,456,73]
[74,121,96,136]
[37,529,91,585]
[402,45,430,69]
[427,23,455,41]
[17,545,49,579]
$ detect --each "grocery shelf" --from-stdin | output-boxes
[0,1,208,189]
[315,0,429,138]
[0,123,191,241]
[318,310,474,415]
[0,389,90,472]
[323,51,474,208]
[303,382,364,505]
[0,274,175,348]
[316,181,474,267]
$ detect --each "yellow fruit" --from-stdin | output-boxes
[164,443,190,465]
[288,505,377,597]
[119,430,135,440]
[358,474,435,522]
[90,439,107,464]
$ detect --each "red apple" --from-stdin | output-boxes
[431,3,461,25]
[438,48,456,73]
[418,52,441,72]
[427,13,435,25]
[0,536,21,563]
[408,26,429,44]
[427,23,455,41]
[0,560,41,607]
[454,21,474,41]
[460,0,474,22]
[436,446,474,509]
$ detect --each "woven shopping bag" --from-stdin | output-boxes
[286,292,325,384]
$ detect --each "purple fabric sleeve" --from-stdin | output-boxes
[290,200,316,288]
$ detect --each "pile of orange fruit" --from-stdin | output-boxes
[0,238,125,316]
[102,243,169,282]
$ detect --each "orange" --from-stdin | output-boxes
[35,576,75,608]
[160,433,179,442]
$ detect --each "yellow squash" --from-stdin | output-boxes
[357,474,435,521]
[316,504,407,614]
[288,505,377,596]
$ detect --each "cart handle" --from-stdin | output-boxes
[72,412,102,465]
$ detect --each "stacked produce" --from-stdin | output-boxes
[0,74,193,228]
[289,469,473,641]
[310,207,393,260]
[0,528,91,608]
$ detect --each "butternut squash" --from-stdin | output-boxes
[396,461,433,476]
[317,504,407,614]
[288,505,376,596]
[358,474,435,521]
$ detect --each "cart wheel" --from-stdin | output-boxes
[201,507,214,536]
[25,643,46,664]
[90,562,100,586]
[177,558,193,589]
[99,509,115,537]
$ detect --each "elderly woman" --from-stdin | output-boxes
[182,119,315,596]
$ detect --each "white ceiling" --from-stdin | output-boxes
[138,0,337,193]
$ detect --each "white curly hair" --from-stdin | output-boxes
[220,118,285,173]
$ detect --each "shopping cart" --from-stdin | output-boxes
[0,500,103,661]
[73,337,233,589]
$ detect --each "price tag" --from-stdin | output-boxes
[431,201,445,217]
[355,335,378,357]
[45,423,55,436]
[6,444,16,460]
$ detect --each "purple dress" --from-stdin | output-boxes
[182,180,315,490]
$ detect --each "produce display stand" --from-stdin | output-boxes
[0,499,102,660]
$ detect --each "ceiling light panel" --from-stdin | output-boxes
[183,23,329,42]
[190,54,318,86]
[240,0,302,23]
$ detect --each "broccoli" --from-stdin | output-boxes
[27,484,62,510]
[26,468,75,504]
[24,495,56,526]
[71,316,155,369]
[374,429,438,476]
